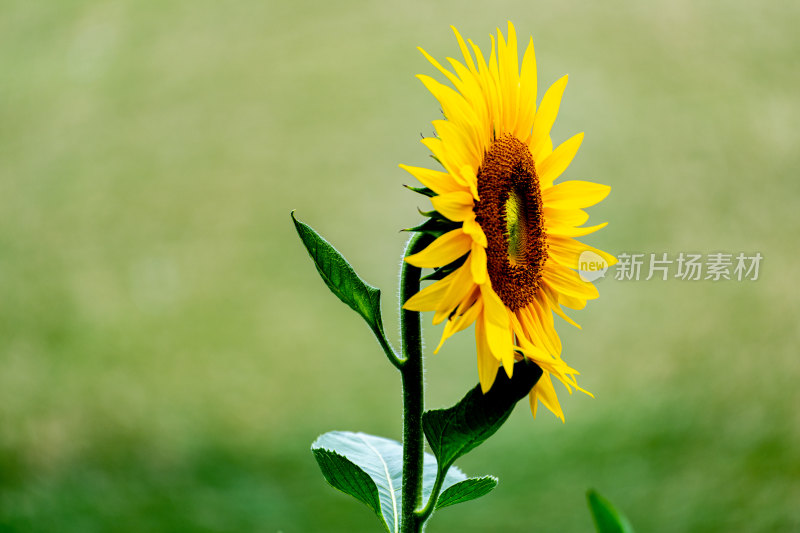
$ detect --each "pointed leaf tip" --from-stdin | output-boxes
[587,489,635,533]
[291,213,384,335]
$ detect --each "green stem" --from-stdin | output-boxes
[399,232,433,533]
[415,465,446,522]
[372,323,403,370]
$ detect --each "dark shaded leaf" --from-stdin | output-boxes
[291,213,384,334]
[423,359,542,470]
[312,448,384,529]
[435,476,498,510]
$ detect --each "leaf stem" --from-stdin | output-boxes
[399,232,433,533]
[372,323,404,370]
[415,465,446,522]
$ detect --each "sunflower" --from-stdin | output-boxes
[402,22,616,421]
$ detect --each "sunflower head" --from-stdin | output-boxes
[401,22,616,422]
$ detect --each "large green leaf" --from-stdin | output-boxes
[423,359,542,470]
[435,476,498,509]
[312,431,466,533]
[587,489,635,533]
[311,448,382,519]
[291,213,384,334]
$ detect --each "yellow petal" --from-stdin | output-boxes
[432,119,479,170]
[405,229,471,268]
[547,236,585,269]
[402,273,454,311]
[558,292,588,310]
[488,35,503,135]
[551,302,581,328]
[543,207,589,228]
[541,279,588,311]
[476,313,499,393]
[546,222,608,238]
[539,132,583,187]
[534,135,554,166]
[480,284,515,376]
[515,36,537,141]
[434,293,482,353]
[417,46,463,95]
[399,164,464,195]
[433,257,476,324]
[416,74,480,133]
[543,262,599,300]
[431,191,474,222]
[420,137,461,182]
[497,22,520,135]
[530,75,568,162]
[470,241,488,284]
[446,57,491,151]
[530,371,565,422]
[540,282,582,328]
[518,300,560,357]
[463,216,487,248]
[509,311,553,362]
[469,38,502,137]
[457,164,480,201]
[548,235,618,269]
[542,181,610,209]
[531,294,562,355]
[451,25,478,76]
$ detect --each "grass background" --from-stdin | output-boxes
[1,1,799,531]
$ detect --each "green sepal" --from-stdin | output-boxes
[422,359,543,471]
[291,212,385,335]
[402,217,460,239]
[311,431,468,533]
[403,184,437,197]
[421,253,468,281]
[435,476,498,510]
[587,490,635,533]
[417,207,451,222]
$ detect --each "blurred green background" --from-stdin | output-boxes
[1,0,798,531]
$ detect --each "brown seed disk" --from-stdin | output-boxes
[474,134,547,311]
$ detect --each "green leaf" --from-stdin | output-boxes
[311,448,382,521]
[312,431,467,533]
[423,359,542,470]
[435,476,498,509]
[587,489,635,533]
[291,213,384,334]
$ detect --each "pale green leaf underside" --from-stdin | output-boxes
[312,431,465,533]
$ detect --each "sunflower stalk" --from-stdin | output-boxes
[398,231,434,532]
